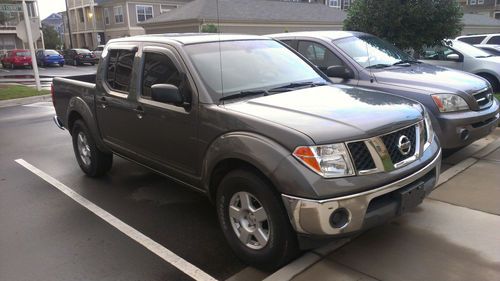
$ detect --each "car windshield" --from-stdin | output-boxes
[447,40,493,58]
[334,35,415,68]
[185,40,326,101]
[16,52,30,57]
[45,50,59,55]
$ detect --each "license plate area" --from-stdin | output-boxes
[397,182,425,215]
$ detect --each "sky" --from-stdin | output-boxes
[38,0,67,20]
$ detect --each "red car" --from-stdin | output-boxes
[1,49,32,69]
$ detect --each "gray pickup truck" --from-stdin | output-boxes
[52,34,441,269]
[269,31,500,150]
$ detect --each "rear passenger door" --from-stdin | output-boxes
[132,45,198,178]
[95,45,141,155]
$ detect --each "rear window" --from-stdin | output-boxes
[45,50,59,55]
[457,36,486,44]
[75,49,91,54]
[16,52,30,57]
[487,36,500,45]
[106,49,135,92]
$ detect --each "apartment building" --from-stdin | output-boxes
[279,0,354,9]
[0,0,43,52]
[64,0,190,49]
[459,0,500,19]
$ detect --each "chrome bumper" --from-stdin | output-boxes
[281,149,441,236]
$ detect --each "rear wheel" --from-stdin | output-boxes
[216,169,299,271]
[71,120,113,177]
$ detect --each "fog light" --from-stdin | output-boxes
[329,208,349,229]
[459,128,470,141]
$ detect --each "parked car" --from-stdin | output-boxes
[52,34,442,269]
[474,44,500,56]
[419,39,500,91]
[1,49,32,69]
[63,48,96,66]
[456,33,500,45]
[36,49,65,67]
[93,45,105,58]
[269,31,499,150]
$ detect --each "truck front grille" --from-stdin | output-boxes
[381,125,417,164]
[347,122,426,175]
[347,142,376,171]
[473,88,493,109]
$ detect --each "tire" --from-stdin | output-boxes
[478,73,499,92]
[71,120,113,177]
[59,63,64,67]
[91,62,95,66]
[1,63,5,68]
[216,169,299,271]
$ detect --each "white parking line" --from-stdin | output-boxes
[15,159,217,281]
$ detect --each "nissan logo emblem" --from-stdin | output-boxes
[398,135,412,156]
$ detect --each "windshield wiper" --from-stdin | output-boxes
[392,60,421,66]
[268,81,328,93]
[366,63,392,69]
[220,90,269,101]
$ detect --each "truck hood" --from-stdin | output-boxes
[224,85,423,144]
[373,63,488,94]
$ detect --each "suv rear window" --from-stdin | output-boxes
[106,49,135,92]
[457,36,486,44]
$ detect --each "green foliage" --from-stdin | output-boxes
[344,0,463,53]
[43,25,62,49]
[201,23,218,33]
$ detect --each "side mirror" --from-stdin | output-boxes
[446,53,461,62]
[325,65,354,79]
[151,84,184,106]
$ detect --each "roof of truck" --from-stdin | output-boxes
[108,33,268,45]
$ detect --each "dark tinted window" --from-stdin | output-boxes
[298,41,342,71]
[141,52,183,100]
[487,36,500,45]
[280,40,297,49]
[106,49,135,92]
[457,36,486,44]
[75,49,91,54]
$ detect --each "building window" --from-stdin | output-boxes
[104,8,110,25]
[478,0,484,4]
[114,6,124,24]
[468,0,477,5]
[78,8,84,22]
[328,0,340,8]
[161,4,177,14]
[136,5,153,22]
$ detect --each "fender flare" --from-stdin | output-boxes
[65,96,110,153]
[201,132,292,196]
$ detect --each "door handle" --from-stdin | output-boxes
[99,97,108,109]
[134,106,145,119]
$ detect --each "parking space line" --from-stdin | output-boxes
[15,159,217,281]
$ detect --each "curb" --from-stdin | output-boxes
[0,94,52,108]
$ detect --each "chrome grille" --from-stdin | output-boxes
[473,88,493,109]
[347,122,426,175]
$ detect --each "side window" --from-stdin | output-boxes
[487,36,500,45]
[421,45,458,61]
[280,40,297,50]
[457,36,486,44]
[141,52,183,100]
[297,41,343,71]
[106,49,135,92]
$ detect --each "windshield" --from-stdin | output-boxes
[45,50,59,55]
[75,49,91,54]
[448,40,492,58]
[16,52,30,57]
[335,35,415,68]
[185,40,326,100]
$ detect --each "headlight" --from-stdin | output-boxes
[431,94,469,112]
[293,143,355,178]
[423,109,434,150]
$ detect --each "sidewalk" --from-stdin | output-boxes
[290,129,500,281]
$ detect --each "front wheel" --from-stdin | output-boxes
[216,169,299,270]
[71,120,113,177]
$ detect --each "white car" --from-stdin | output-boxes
[475,44,500,56]
[93,45,105,58]
[420,40,500,91]
[456,33,500,45]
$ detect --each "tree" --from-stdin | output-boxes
[343,0,463,54]
[42,25,62,49]
[201,23,218,33]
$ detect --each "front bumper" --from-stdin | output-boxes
[435,99,499,149]
[281,149,441,236]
